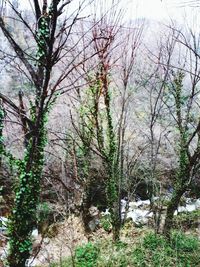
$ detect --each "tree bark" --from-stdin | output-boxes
[163,186,186,239]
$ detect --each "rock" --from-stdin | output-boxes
[174,198,200,215]
[87,206,100,232]
[177,206,187,213]
[126,209,153,225]
[31,229,39,239]
[185,204,196,212]
[0,217,8,234]
[195,199,200,209]
[129,201,138,210]
[88,218,99,232]
[89,206,99,217]
[129,200,150,209]
[127,209,153,225]
[101,209,110,216]
[185,198,193,204]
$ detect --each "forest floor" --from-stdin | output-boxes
[30,212,200,266]
[1,204,200,266]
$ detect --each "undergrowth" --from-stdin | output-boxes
[133,231,200,267]
[50,231,200,267]
[173,210,200,229]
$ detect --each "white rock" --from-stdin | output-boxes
[101,209,110,216]
[185,204,196,212]
[185,198,193,204]
[152,196,159,201]
[0,217,8,234]
[126,209,153,225]
[128,201,138,210]
[195,199,200,209]
[133,200,150,208]
[141,200,151,206]
[31,229,39,238]
[178,206,187,213]
[121,199,127,206]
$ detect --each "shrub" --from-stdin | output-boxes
[50,231,200,267]
[100,214,112,232]
[75,242,99,267]
[133,231,200,267]
[171,231,199,252]
[37,202,51,223]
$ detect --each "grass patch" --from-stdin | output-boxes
[133,231,200,267]
[75,242,99,267]
[50,231,200,267]
[173,210,200,229]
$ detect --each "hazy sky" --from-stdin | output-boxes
[16,0,200,25]
[129,0,199,23]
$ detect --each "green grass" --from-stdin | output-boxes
[50,231,200,267]
[75,242,99,267]
[173,209,200,229]
[133,232,200,267]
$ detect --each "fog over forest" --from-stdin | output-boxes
[1,1,200,266]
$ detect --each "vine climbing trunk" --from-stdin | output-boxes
[82,184,93,232]
[163,72,191,239]
[163,186,186,239]
[103,70,121,241]
[5,2,52,265]
[0,0,89,265]
[7,115,47,266]
[106,164,121,241]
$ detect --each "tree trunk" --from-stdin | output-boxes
[82,187,92,233]
[106,170,121,241]
[163,186,186,239]
[7,120,46,266]
[112,204,121,241]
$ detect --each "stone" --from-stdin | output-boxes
[0,217,8,234]
[89,206,99,217]
[195,199,200,209]
[185,204,196,212]
[126,209,153,225]
[101,209,110,216]
[31,229,39,239]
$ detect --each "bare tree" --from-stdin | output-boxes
[0,0,94,265]
[150,23,200,237]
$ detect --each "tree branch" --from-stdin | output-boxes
[0,17,40,90]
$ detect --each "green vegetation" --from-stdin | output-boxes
[100,213,112,232]
[2,1,200,266]
[50,231,200,267]
[173,209,200,229]
[75,242,100,267]
[133,232,200,267]
[7,111,48,266]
